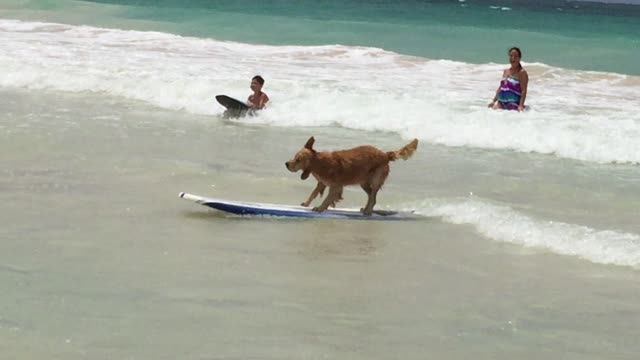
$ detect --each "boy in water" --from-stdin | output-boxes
[248,75,269,110]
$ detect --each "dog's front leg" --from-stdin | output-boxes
[301,182,326,207]
[330,187,343,208]
[313,186,343,212]
[362,189,378,216]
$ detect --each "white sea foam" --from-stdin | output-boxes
[414,198,640,268]
[1,19,639,164]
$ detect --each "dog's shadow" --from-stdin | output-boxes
[292,220,405,259]
[180,209,425,260]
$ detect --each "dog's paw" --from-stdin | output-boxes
[312,206,325,213]
[301,202,310,207]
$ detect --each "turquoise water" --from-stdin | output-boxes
[3,0,640,74]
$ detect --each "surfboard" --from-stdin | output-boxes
[179,192,420,220]
[216,95,250,111]
[215,95,255,118]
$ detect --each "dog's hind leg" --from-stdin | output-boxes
[313,186,343,212]
[301,181,326,207]
[362,164,390,215]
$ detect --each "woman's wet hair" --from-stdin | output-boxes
[509,47,522,58]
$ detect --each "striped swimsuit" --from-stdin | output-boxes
[497,76,522,110]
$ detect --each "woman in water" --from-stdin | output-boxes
[488,47,528,111]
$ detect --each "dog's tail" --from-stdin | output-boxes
[387,139,419,161]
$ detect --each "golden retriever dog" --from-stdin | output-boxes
[285,136,419,215]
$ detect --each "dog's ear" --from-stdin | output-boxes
[301,169,311,180]
[304,136,315,150]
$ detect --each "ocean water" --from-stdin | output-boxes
[2,0,640,73]
[1,1,640,359]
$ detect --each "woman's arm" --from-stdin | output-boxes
[518,70,528,111]
[488,70,506,107]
